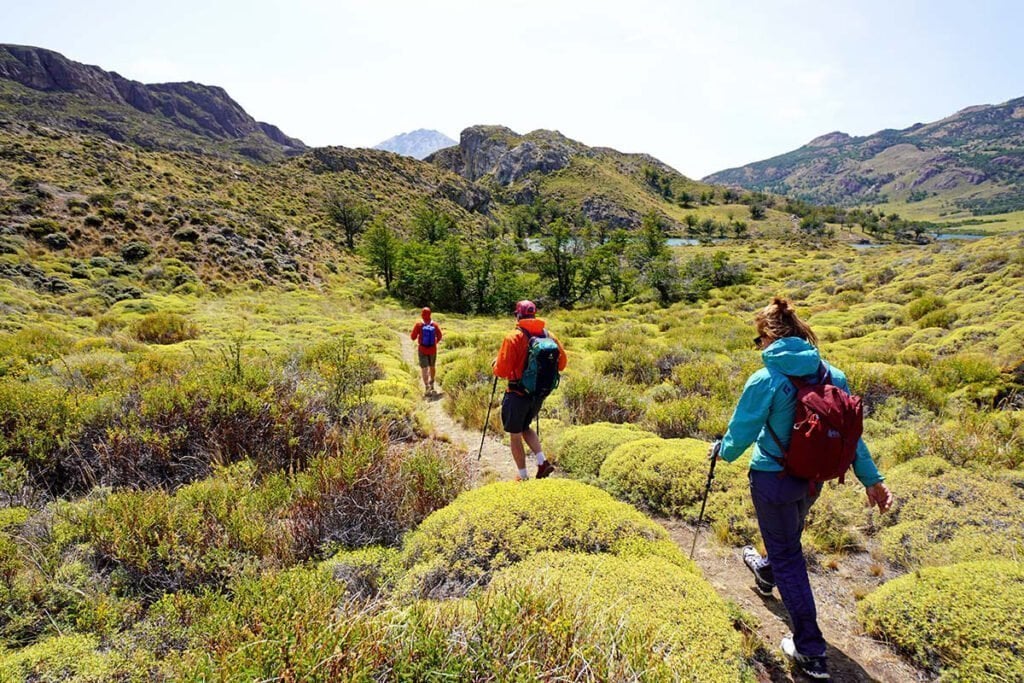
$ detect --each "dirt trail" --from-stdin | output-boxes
[398,332,924,682]
[665,519,927,682]
[399,335,517,484]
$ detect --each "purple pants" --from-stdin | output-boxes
[749,469,827,657]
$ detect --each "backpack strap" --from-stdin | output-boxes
[763,361,829,463]
[786,362,830,389]
[765,422,787,463]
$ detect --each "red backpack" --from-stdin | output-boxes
[766,363,863,492]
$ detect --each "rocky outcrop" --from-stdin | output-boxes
[494,141,571,184]
[429,125,581,186]
[579,196,641,229]
[0,44,305,155]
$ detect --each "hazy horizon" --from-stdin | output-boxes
[4,0,1024,178]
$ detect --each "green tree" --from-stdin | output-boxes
[698,217,717,242]
[684,214,699,238]
[325,192,371,249]
[540,218,580,306]
[434,236,466,311]
[361,217,399,289]
[749,204,767,220]
[412,202,456,244]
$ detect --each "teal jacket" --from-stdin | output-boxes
[720,337,883,487]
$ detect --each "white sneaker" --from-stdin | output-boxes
[781,636,830,680]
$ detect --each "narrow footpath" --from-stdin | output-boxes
[400,332,927,682]
[399,334,517,484]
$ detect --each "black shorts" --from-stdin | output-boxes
[417,351,436,368]
[501,391,544,434]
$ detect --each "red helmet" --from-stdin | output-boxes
[514,300,536,319]
[421,307,431,321]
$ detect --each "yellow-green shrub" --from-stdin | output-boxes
[600,437,744,518]
[560,372,643,424]
[322,546,402,598]
[487,552,750,682]
[846,361,945,412]
[0,632,122,683]
[874,457,1024,568]
[858,561,1024,681]
[129,312,199,345]
[438,351,498,430]
[891,410,1024,470]
[904,293,946,322]
[398,479,690,597]
[644,397,707,438]
[556,422,656,478]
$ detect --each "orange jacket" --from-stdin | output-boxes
[411,320,442,355]
[493,318,567,381]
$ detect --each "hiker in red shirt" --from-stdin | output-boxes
[493,300,567,480]
[411,307,442,396]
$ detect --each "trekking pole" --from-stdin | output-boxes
[690,440,721,559]
[478,375,499,460]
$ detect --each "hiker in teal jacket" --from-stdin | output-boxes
[715,298,893,681]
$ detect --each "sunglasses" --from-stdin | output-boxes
[753,336,763,349]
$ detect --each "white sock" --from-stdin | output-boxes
[518,468,529,480]
[535,452,547,465]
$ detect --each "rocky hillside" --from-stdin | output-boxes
[0,44,305,162]
[706,96,1024,215]
[429,125,720,230]
[374,129,455,159]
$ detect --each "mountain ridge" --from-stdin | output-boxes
[0,44,305,161]
[705,96,1024,215]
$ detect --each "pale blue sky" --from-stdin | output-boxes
[3,0,1022,177]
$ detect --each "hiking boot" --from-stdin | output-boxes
[782,636,830,680]
[536,461,555,479]
[742,546,775,597]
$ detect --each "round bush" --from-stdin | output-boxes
[488,552,749,682]
[600,437,744,517]
[644,396,706,438]
[130,312,199,345]
[858,561,1024,681]
[556,422,656,478]
[874,457,1024,568]
[560,373,644,425]
[398,479,691,597]
[120,241,151,263]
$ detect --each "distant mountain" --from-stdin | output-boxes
[706,97,1024,215]
[0,44,305,161]
[374,129,456,159]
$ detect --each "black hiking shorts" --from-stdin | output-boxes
[501,390,544,434]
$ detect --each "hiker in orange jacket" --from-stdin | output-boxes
[411,307,442,396]
[493,300,567,480]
